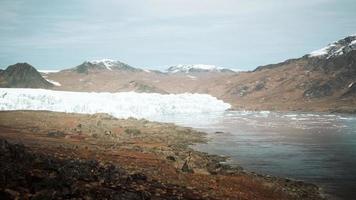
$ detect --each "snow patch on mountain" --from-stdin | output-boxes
[38,70,60,74]
[77,59,139,72]
[167,64,224,73]
[90,59,117,70]
[45,79,61,86]
[187,75,197,80]
[0,89,231,120]
[309,35,356,59]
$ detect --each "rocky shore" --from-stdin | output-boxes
[0,111,325,199]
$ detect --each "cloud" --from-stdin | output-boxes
[0,0,355,69]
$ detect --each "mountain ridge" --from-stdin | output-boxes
[68,59,141,74]
[2,34,355,113]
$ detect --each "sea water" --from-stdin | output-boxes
[153,111,356,200]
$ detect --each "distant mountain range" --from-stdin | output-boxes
[61,60,236,74]
[166,64,236,73]
[1,35,355,113]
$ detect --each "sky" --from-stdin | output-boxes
[0,0,356,71]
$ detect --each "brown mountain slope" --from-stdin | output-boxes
[220,47,356,112]
[44,62,235,94]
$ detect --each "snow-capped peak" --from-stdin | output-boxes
[167,64,225,73]
[308,35,356,59]
[89,59,117,70]
[81,59,138,72]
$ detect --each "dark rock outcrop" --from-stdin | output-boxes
[122,80,168,94]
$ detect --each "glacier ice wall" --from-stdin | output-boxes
[0,88,230,119]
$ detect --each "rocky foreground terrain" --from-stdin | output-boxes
[0,111,324,200]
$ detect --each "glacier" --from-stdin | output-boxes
[0,88,231,120]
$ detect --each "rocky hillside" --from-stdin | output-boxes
[222,35,356,112]
[0,63,53,88]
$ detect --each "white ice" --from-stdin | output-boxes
[0,88,231,120]
[38,70,60,74]
[45,79,62,86]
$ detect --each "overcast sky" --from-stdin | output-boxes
[0,0,355,70]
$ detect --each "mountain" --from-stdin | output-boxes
[223,35,356,112]
[0,63,54,88]
[308,35,356,59]
[44,60,232,94]
[15,35,355,113]
[70,59,141,74]
[254,35,356,72]
[167,64,236,73]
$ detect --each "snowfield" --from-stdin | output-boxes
[167,64,223,73]
[0,89,231,119]
[45,79,62,86]
[90,59,116,70]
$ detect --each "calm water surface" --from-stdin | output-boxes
[151,111,356,200]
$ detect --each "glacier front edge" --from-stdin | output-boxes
[0,88,231,119]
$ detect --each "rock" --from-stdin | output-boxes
[181,161,193,173]
[47,131,65,137]
[2,189,20,199]
[104,130,112,136]
[130,173,147,181]
[254,82,265,91]
[124,128,141,136]
[166,156,176,162]
[32,189,55,200]
[77,123,82,129]
[304,82,333,98]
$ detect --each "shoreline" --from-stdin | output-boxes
[189,135,328,200]
[0,110,325,199]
